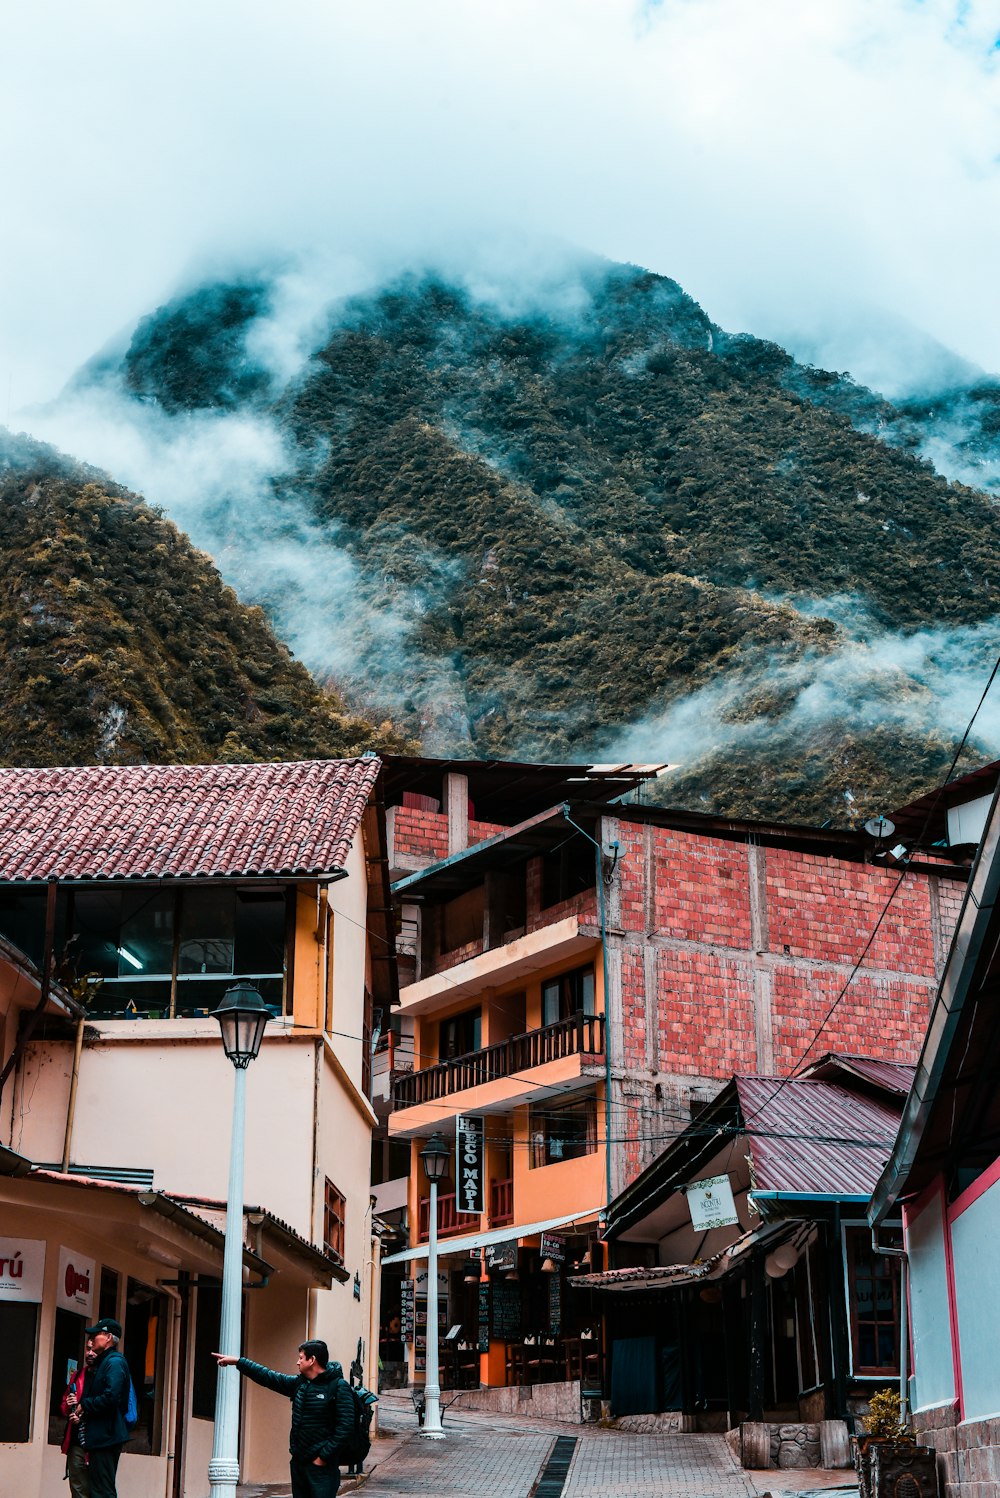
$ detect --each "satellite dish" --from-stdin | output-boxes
[863,816,896,840]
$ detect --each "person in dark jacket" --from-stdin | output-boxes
[212,1340,354,1497]
[69,1318,131,1498]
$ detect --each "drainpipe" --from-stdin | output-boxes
[560,808,617,1212]
[61,1013,86,1172]
[873,1225,909,1422]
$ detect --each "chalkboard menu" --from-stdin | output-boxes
[548,1274,562,1336]
[477,1283,490,1353]
[400,1280,415,1343]
[491,1280,521,1340]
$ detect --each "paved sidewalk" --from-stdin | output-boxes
[355,1397,858,1498]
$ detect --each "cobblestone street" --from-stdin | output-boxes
[348,1395,859,1498]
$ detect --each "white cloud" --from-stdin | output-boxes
[2,0,1000,410]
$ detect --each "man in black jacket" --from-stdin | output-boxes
[68,1317,132,1498]
[212,1339,354,1497]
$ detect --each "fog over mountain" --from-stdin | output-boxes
[18,245,1000,823]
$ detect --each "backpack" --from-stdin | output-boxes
[340,1384,377,1467]
[125,1375,138,1428]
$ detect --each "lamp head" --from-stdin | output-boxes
[419,1132,450,1182]
[213,981,271,1069]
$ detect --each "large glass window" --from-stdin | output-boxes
[541,966,595,1027]
[124,1279,167,1455]
[439,1008,481,1061]
[48,1307,87,1444]
[845,1226,901,1376]
[529,1096,598,1167]
[0,1302,39,1441]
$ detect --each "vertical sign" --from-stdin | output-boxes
[57,1247,96,1318]
[400,1280,415,1343]
[0,1237,46,1302]
[456,1114,485,1214]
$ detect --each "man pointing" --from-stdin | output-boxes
[212,1339,354,1497]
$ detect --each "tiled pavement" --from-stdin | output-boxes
[353,1395,859,1498]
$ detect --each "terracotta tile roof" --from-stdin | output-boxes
[0,758,381,881]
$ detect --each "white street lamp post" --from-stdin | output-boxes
[208,982,271,1498]
[419,1133,449,1439]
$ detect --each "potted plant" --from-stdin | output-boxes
[856,1389,937,1498]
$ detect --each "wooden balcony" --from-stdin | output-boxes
[392,1013,605,1110]
[417,1190,476,1240]
[490,1177,513,1226]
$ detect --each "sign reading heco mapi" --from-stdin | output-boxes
[684,1174,739,1232]
[456,1114,485,1215]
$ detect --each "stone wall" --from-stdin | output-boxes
[448,1379,584,1423]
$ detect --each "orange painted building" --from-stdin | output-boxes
[377,757,968,1402]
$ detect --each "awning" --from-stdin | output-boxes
[381,1206,603,1265]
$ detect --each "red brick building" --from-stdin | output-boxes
[373,757,968,1398]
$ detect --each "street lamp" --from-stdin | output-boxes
[208,982,271,1498]
[419,1132,450,1439]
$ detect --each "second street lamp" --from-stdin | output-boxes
[208,982,271,1498]
[419,1132,450,1439]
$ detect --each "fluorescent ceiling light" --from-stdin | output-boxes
[117,945,143,970]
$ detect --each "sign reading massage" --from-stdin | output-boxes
[456,1114,485,1215]
[684,1174,739,1232]
[0,1236,46,1303]
[57,1247,96,1318]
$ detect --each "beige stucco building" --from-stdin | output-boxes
[0,758,396,1496]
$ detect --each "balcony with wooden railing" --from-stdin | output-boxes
[490,1177,513,1226]
[392,1012,605,1111]
[417,1190,476,1240]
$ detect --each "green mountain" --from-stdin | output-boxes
[55,258,1000,821]
[0,430,406,766]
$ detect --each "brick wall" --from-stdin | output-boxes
[607,816,964,1188]
[911,1400,1000,1498]
[391,808,508,871]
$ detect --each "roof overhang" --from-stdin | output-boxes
[871,782,1000,1223]
[381,1206,604,1265]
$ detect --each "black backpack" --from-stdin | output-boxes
[341,1384,377,1467]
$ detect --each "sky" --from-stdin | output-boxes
[4,0,1000,415]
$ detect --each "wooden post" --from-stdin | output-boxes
[748,1251,765,1422]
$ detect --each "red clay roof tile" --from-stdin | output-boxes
[0,758,381,881]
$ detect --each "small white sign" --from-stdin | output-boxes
[0,1236,46,1303]
[58,1247,96,1317]
[685,1174,739,1232]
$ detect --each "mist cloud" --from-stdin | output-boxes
[3,0,1000,412]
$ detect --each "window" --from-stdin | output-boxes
[48,1308,87,1444]
[530,1096,598,1168]
[324,1180,346,1264]
[0,1302,38,1441]
[439,1008,481,1061]
[191,1285,222,1421]
[123,1279,168,1454]
[845,1226,901,1376]
[541,842,594,909]
[99,1266,120,1322]
[541,966,595,1027]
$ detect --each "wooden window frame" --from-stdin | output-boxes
[323,1179,346,1265]
[843,1223,901,1378]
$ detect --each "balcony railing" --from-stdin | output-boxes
[417,1191,476,1240]
[490,1177,513,1226]
[393,1012,605,1110]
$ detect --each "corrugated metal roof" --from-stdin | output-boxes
[0,758,380,881]
[736,1075,903,1197]
[801,1053,915,1096]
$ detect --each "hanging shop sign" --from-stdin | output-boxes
[456,1114,485,1214]
[57,1247,96,1317]
[400,1280,415,1342]
[485,1238,517,1274]
[540,1233,566,1262]
[684,1174,739,1231]
[0,1236,46,1303]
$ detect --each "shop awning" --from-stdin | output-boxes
[381,1206,603,1265]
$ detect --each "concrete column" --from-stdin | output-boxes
[445,773,469,856]
[748,844,774,1074]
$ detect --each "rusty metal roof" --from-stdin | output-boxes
[799,1053,915,1097]
[736,1075,904,1197]
[0,758,380,881]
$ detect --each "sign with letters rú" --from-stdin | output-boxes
[456,1114,485,1215]
[0,1236,46,1303]
[57,1247,96,1317]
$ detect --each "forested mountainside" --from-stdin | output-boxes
[61,259,1000,821]
[0,431,406,766]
